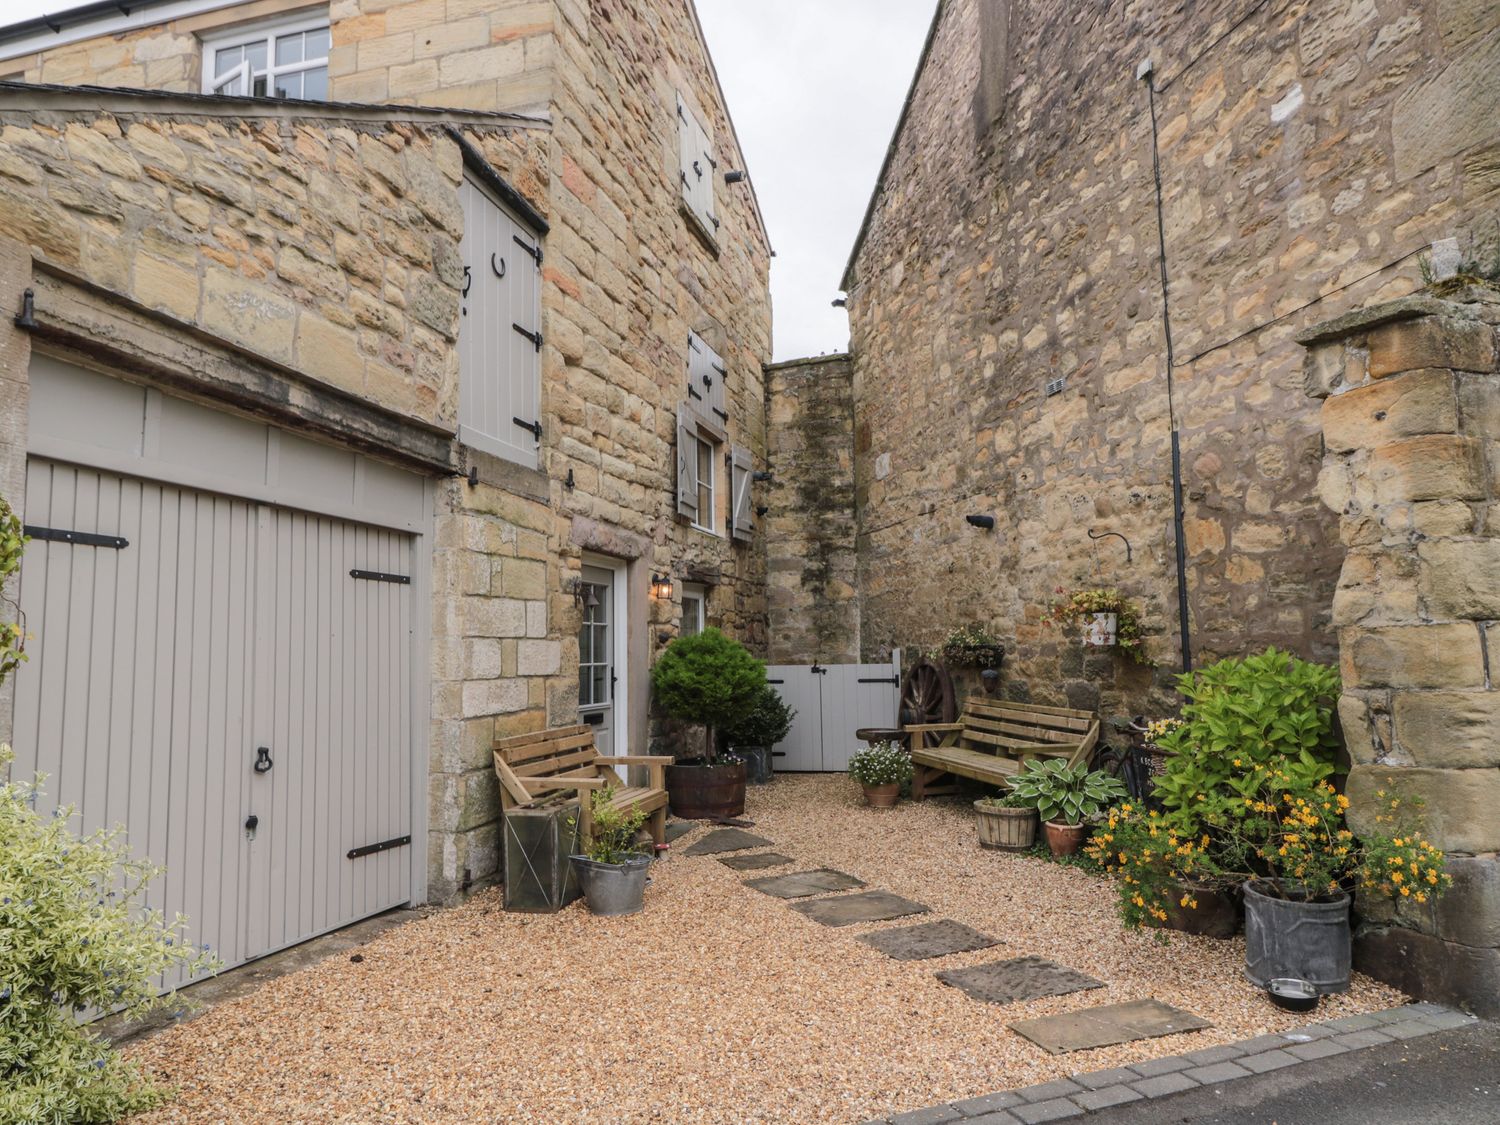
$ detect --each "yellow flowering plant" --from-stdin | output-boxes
[1086,802,1218,928]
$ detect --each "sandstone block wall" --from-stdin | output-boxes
[1301,291,1500,1017]
[844,0,1499,723]
[765,354,859,664]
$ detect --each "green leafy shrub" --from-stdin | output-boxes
[576,788,648,865]
[722,683,796,748]
[847,741,913,787]
[650,627,766,761]
[1151,647,1341,824]
[0,496,27,684]
[1007,759,1127,826]
[977,790,1033,810]
[1,746,219,1124]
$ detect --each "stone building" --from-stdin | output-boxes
[0,0,772,974]
[834,0,1498,720]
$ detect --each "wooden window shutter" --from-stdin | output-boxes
[676,92,716,233]
[730,444,753,541]
[676,403,699,522]
[687,332,728,425]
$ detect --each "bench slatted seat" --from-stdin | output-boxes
[904,698,1099,799]
[493,723,671,846]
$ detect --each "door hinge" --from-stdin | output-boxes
[347,834,411,860]
[350,569,411,584]
[512,233,542,266]
[512,416,542,441]
[858,677,900,685]
[24,525,128,549]
[513,323,543,351]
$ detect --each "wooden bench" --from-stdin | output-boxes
[492,724,671,847]
[903,698,1100,799]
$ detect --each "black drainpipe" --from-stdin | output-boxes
[1142,61,1193,674]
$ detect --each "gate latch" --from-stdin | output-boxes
[253,746,273,774]
[244,814,259,833]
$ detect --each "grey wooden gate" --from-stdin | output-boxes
[765,661,902,772]
[12,460,415,983]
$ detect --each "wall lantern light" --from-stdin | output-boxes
[651,573,674,600]
[567,576,599,610]
[965,514,996,530]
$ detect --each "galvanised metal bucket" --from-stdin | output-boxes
[1243,880,1351,994]
[570,854,652,916]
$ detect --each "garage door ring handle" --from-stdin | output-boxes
[253,746,273,774]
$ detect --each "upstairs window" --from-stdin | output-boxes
[676,92,717,238]
[202,16,330,99]
[458,172,543,470]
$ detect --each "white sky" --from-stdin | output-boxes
[2,0,936,359]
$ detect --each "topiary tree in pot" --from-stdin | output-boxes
[721,682,796,784]
[650,627,767,818]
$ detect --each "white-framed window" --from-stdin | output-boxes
[680,583,706,637]
[201,16,330,99]
[676,91,717,238]
[674,403,721,534]
[457,172,543,470]
[693,427,717,534]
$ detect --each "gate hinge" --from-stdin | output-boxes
[512,323,543,351]
[347,834,411,859]
[25,525,128,549]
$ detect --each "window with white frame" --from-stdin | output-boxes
[680,583,706,637]
[674,403,721,534]
[202,16,330,99]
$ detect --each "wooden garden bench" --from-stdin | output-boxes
[492,724,671,846]
[903,698,1100,799]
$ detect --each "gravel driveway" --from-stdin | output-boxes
[127,775,1403,1123]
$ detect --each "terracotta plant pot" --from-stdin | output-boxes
[974,801,1037,850]
[862,783,900,808]
[1043,820,1088,856]
[665,759,747,819]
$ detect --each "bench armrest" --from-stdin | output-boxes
[903,722,963,733]
[521,776,607,790]
[610,755,674,765]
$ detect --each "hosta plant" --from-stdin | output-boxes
[847,741,913,788]
[0,745,219,1125]
[1007,759,1127,826]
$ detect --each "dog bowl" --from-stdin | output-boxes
[1267,977,1319,1013]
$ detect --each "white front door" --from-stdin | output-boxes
[579,558,627,776]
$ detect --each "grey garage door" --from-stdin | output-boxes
[10,356,426,985]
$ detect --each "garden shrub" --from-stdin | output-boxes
[650,627,766,759]
[722,682,796,748]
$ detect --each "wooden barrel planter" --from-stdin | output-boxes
[665,759,747,819]
[974,801,1037,850]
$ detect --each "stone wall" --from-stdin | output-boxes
[1300,291,1500,1018]
[765,354,859,664]
[843,0,1500,723]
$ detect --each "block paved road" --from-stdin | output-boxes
[1094,1021,1498,1124]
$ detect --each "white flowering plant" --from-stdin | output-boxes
[848,741,914,788]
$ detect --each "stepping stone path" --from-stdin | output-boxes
[936,955,1104,1005]
[857,919,999,961]
[1010,997,1211,1054]
[718,852,794,871]
[744,869,865,898]
[663,821,694,844]
[683,828,774,855]
[790,890,930,927]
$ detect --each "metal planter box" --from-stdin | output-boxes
[503,802,583,913]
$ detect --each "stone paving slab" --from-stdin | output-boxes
[717,851,794,871]
[745,868,866,898]
[936,956,1104,1006]
[858,919,1000,961]
[1010,999,1210,1054]
[789,890,930,927]
[862,1002,1478,1124]
[682,827,773,855]
[663,820,694,844]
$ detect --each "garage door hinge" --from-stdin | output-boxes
[350,569,410,584]
[347,834,411,859]
[25,524,128,549]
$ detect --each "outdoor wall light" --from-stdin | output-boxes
[651,573,674,599]
[966,514,996,530]
[724,170,747,184]
[752,470,774,482]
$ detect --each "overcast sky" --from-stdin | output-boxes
[3,0,935,359]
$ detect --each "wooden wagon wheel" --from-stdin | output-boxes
[898,657,956,748]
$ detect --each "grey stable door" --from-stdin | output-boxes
[11,460,414,984]
[765,663,901,772]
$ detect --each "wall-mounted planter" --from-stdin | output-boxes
[1083,612,1118,647]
